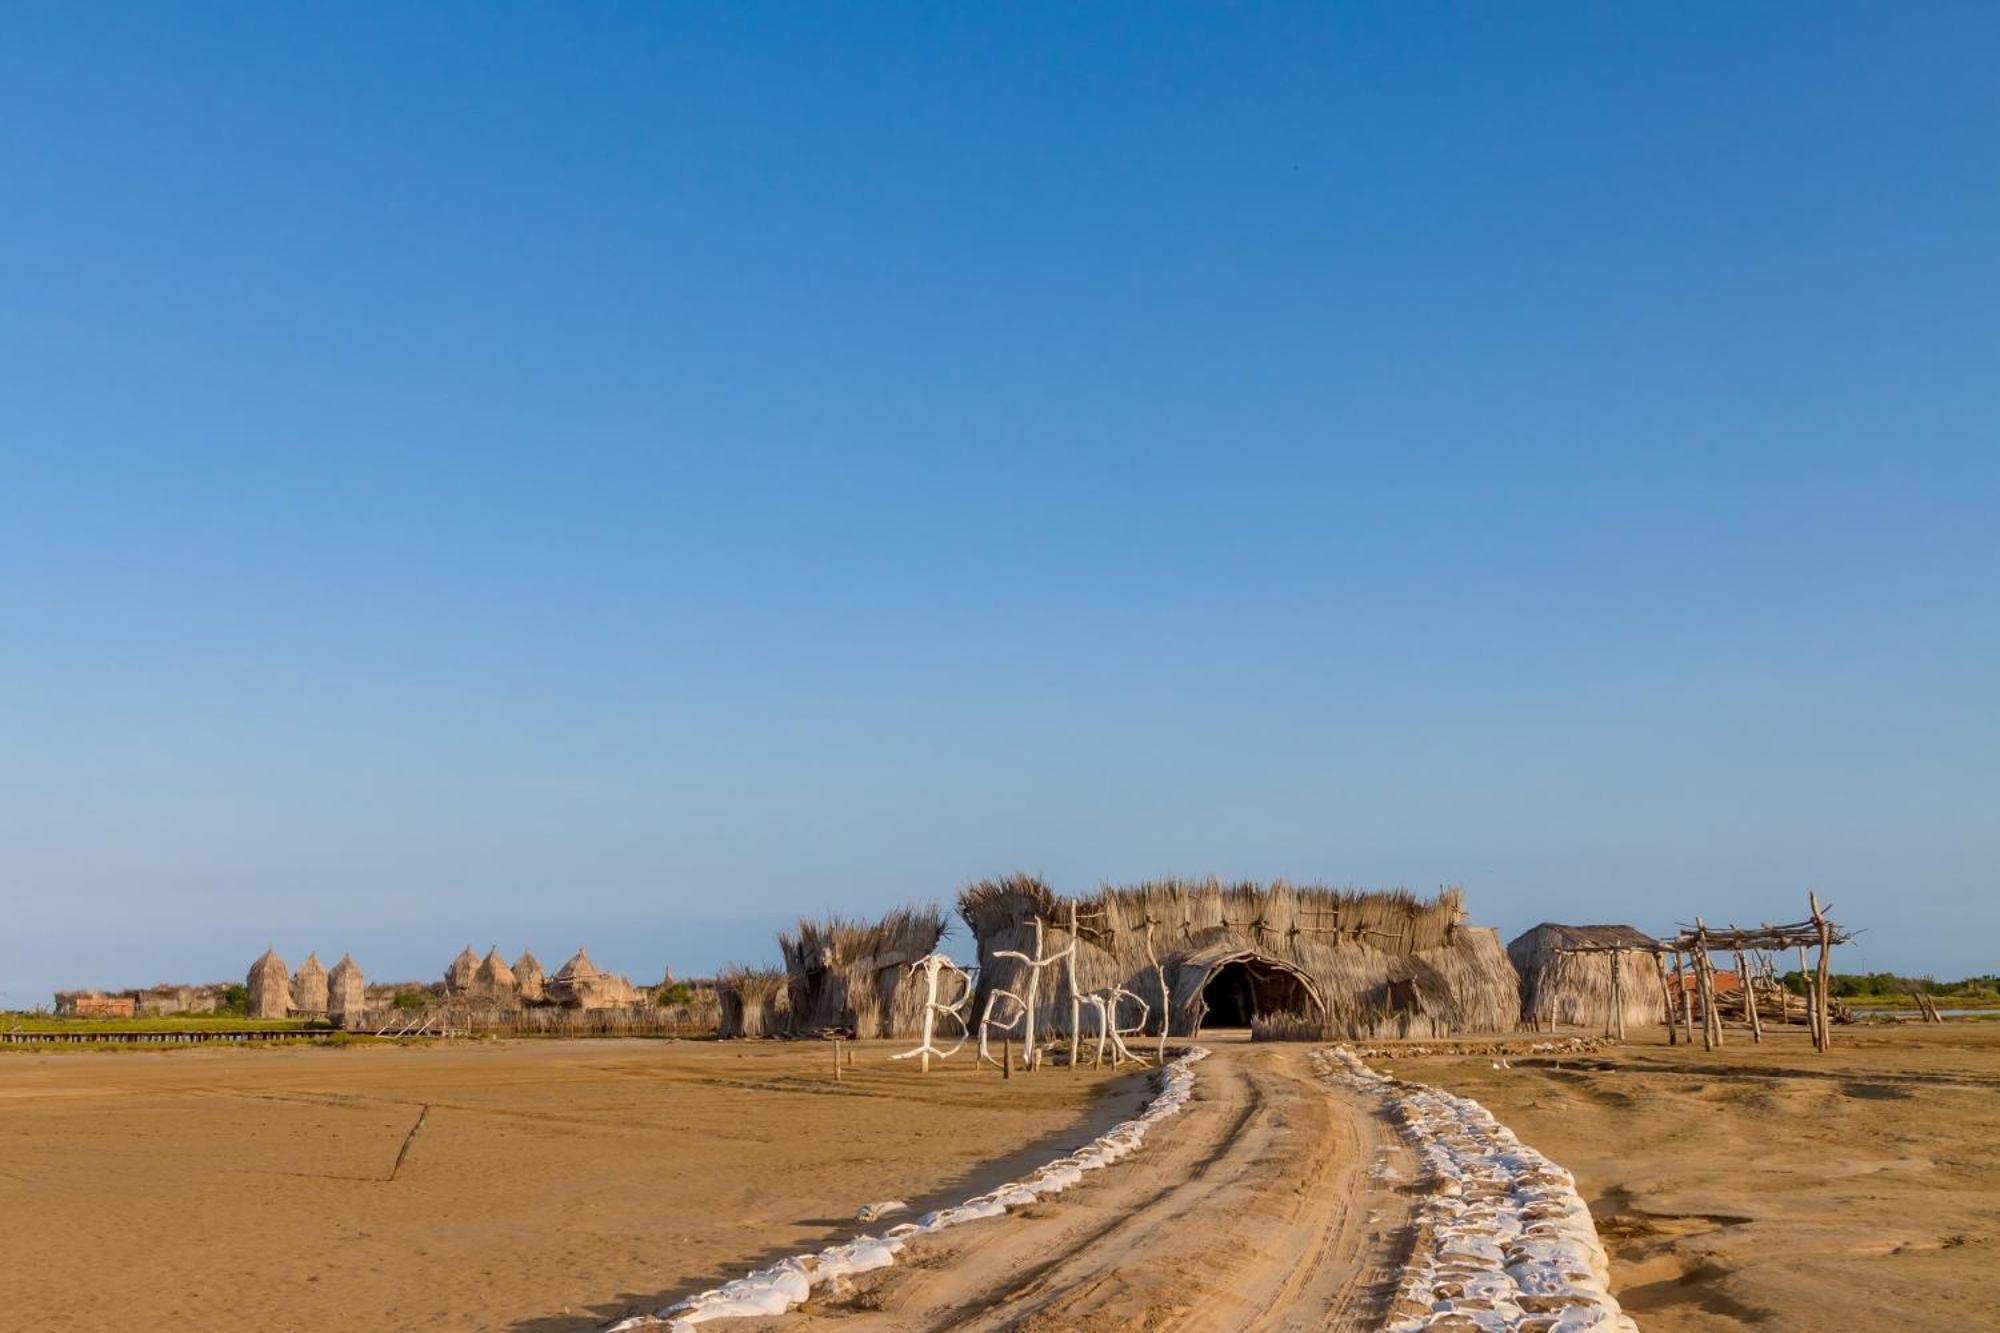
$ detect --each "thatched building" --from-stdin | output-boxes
[543,948,640,1008]
[1508,923,1666,1032]
[778,905,955,1038]
[444,946,480,995]
[473,948,517,1002]
[716,966,792,1038]
[513,951,545,1002]
[961,877,1520,1040]
[290,952,329,1015]
[328,954,366,1027]
[247,949,290,1020]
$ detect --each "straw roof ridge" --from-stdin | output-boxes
[1515,922,1658,950]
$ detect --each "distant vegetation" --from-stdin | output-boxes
[1780,972,2000,1006]
[656,981,694,1007]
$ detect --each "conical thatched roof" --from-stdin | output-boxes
[327,953,366,1024]
[553,948,598,982]
[513,951,545,1001]
[291,952,329,1013]
[475,947,517,995]
[246,948,290,1020]
[445,945,479,991]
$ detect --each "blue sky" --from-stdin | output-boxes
[2,4,1994,1004]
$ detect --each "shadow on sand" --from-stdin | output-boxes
[504,1068,1158,1332]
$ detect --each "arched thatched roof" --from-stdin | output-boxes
[1172,943,1326,1032]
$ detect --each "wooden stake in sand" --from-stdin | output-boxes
[1066,901,1083,1073]
[1810,891,1834,1052]
[1143,918,1170,1066]
[1731,928,1762,1043]
[1653,950,1678,1046]
[833,1038,843,1082]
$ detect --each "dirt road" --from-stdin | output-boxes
[768,1035,1414,1333]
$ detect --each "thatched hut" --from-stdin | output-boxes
[1509,923,1666,1032]
[328,954,366,1027]
[778,905,955,1038]
[716,966,792,1038]
[961,877,1521,1040]
[246,949,290,1020]
[473,947,517,1002]
[444,946,480,995]
[513,951,546,1003]
[290,952,329,1015]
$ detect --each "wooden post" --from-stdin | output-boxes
[1144,919,1170,1066]
[1065,902,1082,1073]
[1609,949,1625,1040]
[834,1037,843,1082]
[1022,918,1044,1070]
[1694,919,1718,1050]
[1002,1035,1012,1079]
[1810,891,1833,1052]
[1674,951,1694,1045]
[1653,950,1677,1045]
[1808,940,1824,1040]
[1733,934,1762,1044]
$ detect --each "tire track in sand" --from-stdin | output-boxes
[776,1036,1412,1333]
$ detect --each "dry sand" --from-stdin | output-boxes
[1404,1022,2000,1331]
[8,1025,1994,1332]
[0,1038,1140,1333]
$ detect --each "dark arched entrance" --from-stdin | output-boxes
[1197,955,1323,1029]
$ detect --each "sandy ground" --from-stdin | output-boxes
[0,1038,1140,1333]
[9,1025,1993,1332]
[710,1035,1415,1333]
[1404,1022,2000,1331]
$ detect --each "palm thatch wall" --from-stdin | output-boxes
[716,966,791,1038]
[959,876,1521,1040]
[1509,923,1665,1031]
[778,905,956,1038]
[246,949,290,1020]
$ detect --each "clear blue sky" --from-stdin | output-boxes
[3,4,1994,1005]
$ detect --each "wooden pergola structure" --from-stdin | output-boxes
[1553,891,1853,1053]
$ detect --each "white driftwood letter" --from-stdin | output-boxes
[891,953,972,1072]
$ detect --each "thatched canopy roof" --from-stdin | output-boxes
[295,952,326,981]
[328,953,363,985]
[512,951,544,982]
[248,948,287,982]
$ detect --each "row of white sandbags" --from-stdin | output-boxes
[610,1047,1209,1332]
[1315,1046,1638,1333]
